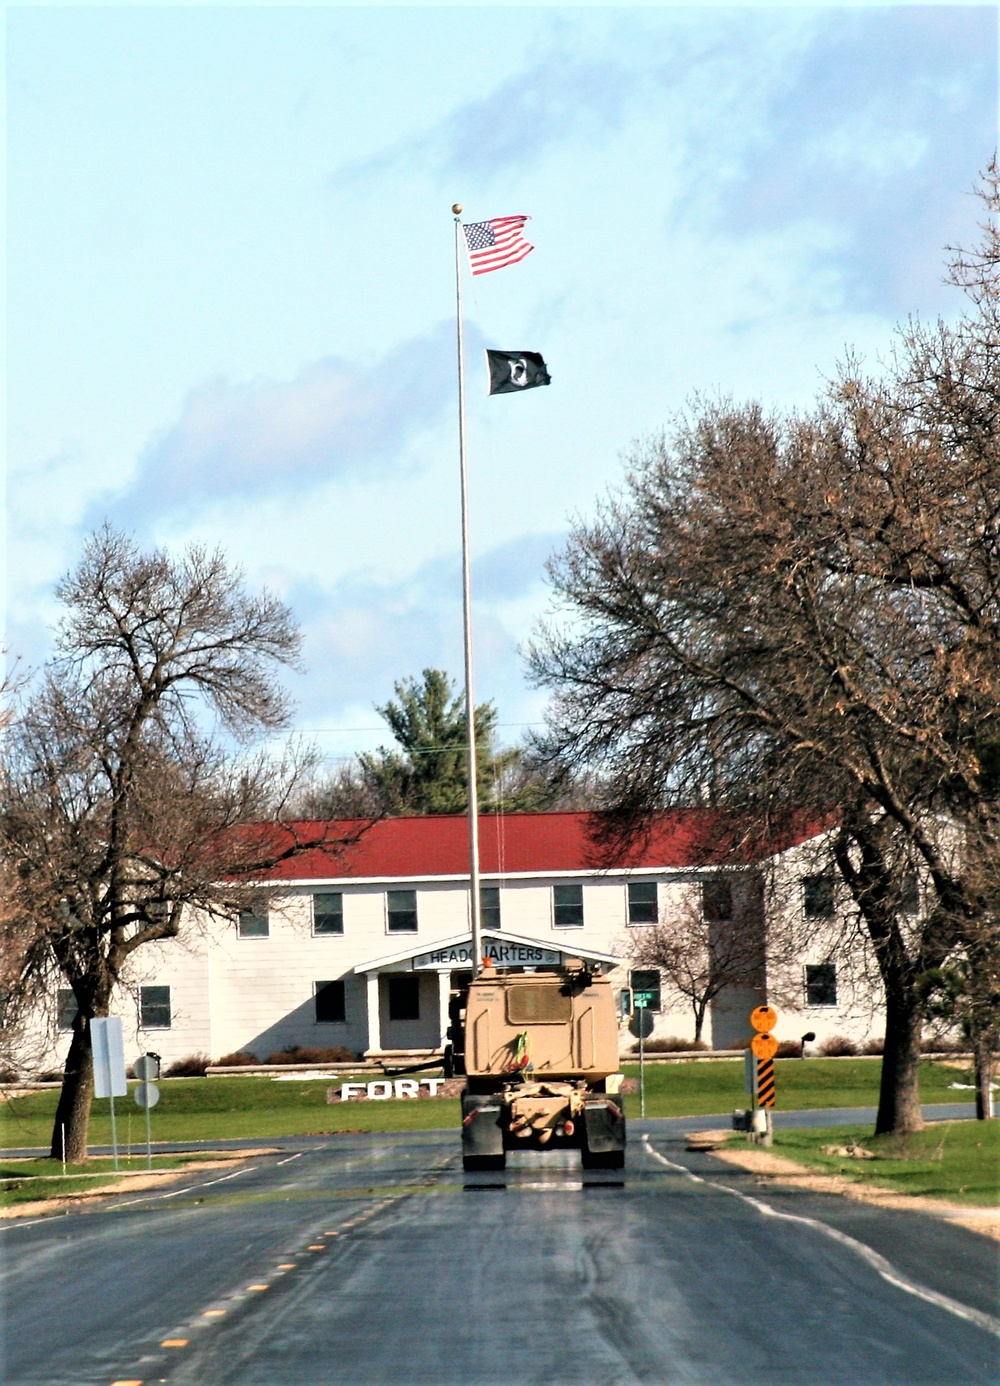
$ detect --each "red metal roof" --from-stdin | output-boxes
[253,810,822,882]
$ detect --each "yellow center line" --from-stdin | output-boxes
[307,1244,326,1251]
[203,1309,227,1317]
[277,1262,297,1269]
[110,1380,144,1385]
[161,1338,189,1348]
[247,1283,269,1291]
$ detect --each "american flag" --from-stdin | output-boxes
[462,215,533,275]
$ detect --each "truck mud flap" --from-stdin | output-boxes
[461,1093,505,1158]
[582,1100,626,1156]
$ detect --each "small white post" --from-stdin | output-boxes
[109,1094,119,1171]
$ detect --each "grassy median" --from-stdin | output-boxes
[0,1152,240,1207]
[767,1120,1000,1206]
[0,1057,971,1149]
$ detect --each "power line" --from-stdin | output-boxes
[286,721,545,734]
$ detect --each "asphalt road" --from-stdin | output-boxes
[1,1116,997,1386]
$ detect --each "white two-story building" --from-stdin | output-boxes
[37,810,885,1073]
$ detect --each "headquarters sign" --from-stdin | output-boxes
[412,936,563,971]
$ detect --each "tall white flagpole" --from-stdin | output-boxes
[453,204,483,976]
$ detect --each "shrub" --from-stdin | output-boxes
[920,1035,965,1054]
[818,1035,857,1057]
[860,1037,884,1055]
[165,1054,210,1077]
[264,1045,357,1065]
[629,1036,709,1054]
[0,1067,20,1083]
[776,1040,803,1058]
[214,1051,259,1067]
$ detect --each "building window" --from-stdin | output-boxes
[805,964,838,1007]
[627,881,658,925]
[803,874,836,919]
[237,909,269,939]
[480,886,500,931]
[315,980,346,1023]
[140,986,171,1029]
[629,969,662,1012]
[57,989,78,1031]
[553,883,584,928]
[388,975,420,1021]
[386,890,418,933]
[702,878,733,921]
[313,893,344,936]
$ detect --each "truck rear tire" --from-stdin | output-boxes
[581,1149,624,1170]
[462,1154,506,1173]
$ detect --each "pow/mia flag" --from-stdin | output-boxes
[486,350,551,396]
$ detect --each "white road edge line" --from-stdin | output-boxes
[641,1134,1000,1340]
[112,1165,259,1208]
[276,1153,304,1166]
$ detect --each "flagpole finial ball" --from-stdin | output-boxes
[452,203,463,215]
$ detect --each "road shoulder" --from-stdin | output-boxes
[687,1129,999,1241]
[0,1150,275,1219]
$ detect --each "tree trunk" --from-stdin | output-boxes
[973,1035,995,1121]
[50,1015,94,1163]
[693,1001,707,1043]
[875,989,924,1135]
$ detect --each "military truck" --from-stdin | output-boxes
[454,958,626,1172]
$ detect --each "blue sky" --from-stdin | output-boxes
[6,3,997,771]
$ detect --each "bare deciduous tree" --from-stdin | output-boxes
[919,855,1000,1120]
[531,176,1000,1134]
[0,527,354,1161]
[629,880,764,1043]
[292,762,387,820]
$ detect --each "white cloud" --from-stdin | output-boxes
[99,323,457,528]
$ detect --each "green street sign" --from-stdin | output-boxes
[633,992,655,1009]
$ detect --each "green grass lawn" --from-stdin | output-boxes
[625,1055,968,1118]
[766,1119,1000,1206]
[0,1073,461,1149]
[0,1057,970,1149]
